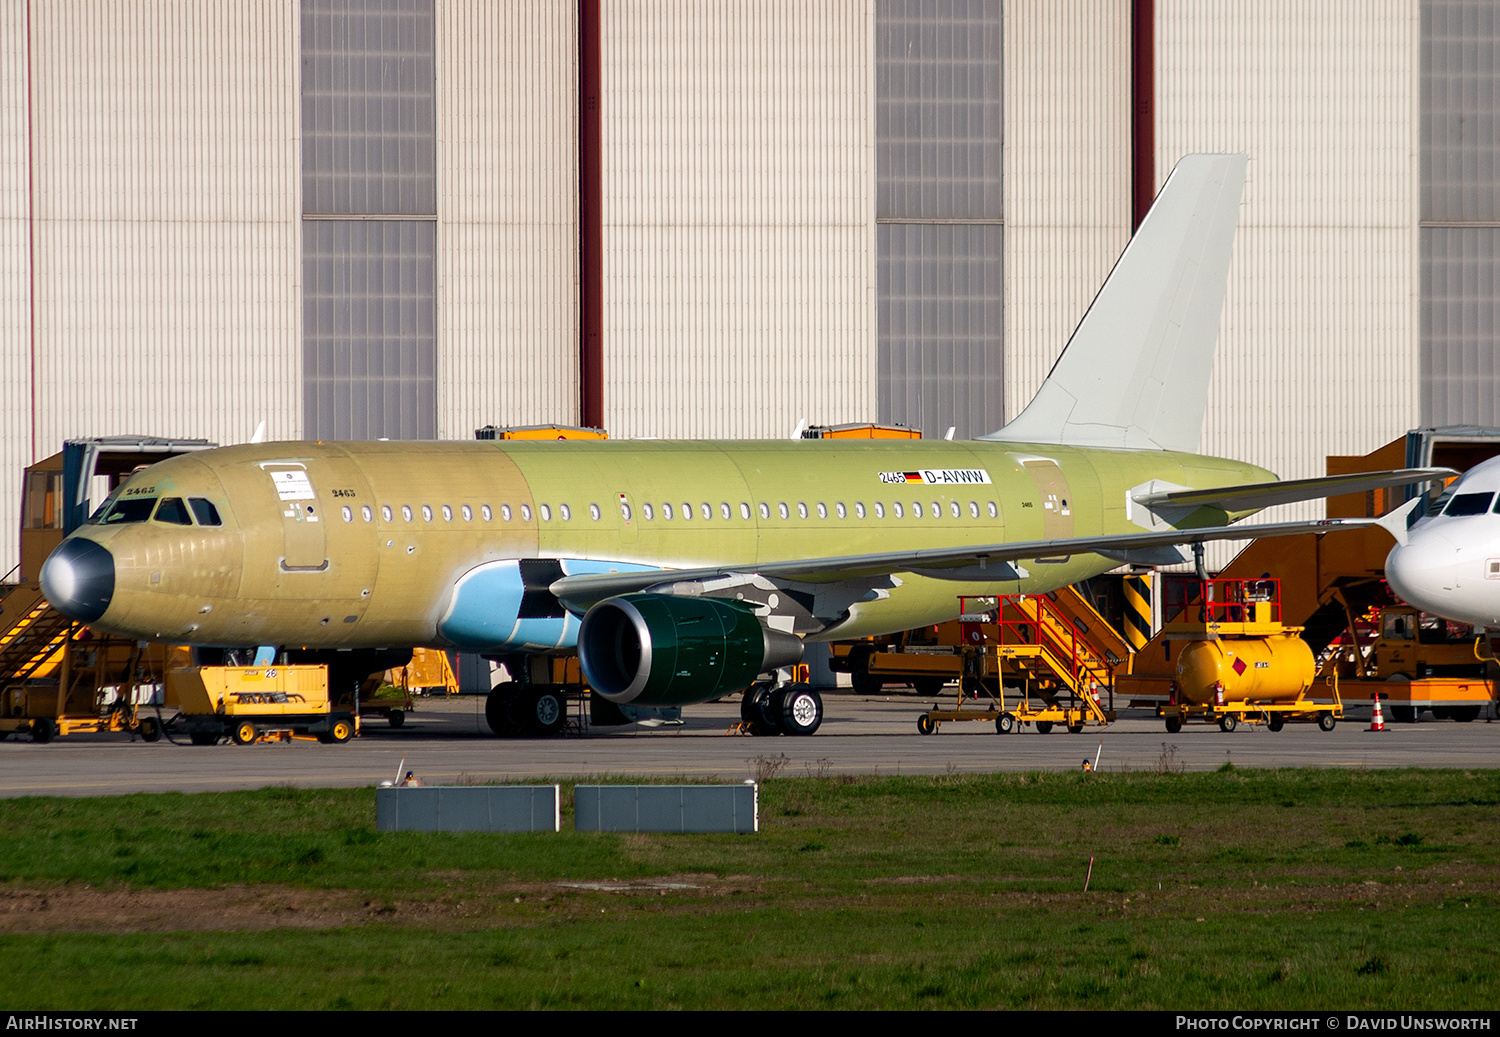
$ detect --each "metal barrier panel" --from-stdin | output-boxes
[375,785,560,832]
[574,784,758,834]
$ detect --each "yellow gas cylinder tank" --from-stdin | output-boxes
[1175,634,1315,705]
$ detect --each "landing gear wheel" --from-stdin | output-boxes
[912,677,946,697]
[1164,716,1182,734]
[741,683,780,736]
[1036,721,1054,735]
[526,688,566,737]
[190,731,219,746]
[328,717,353,744]
[137,716,162,742]
[387,709,405,729]
[777,683,823,736]
[995,713,1016,735]
[1067,724,1084,734]
[1318,713,1337,732]
[485,683,518,737]
[1267,715,1285,732]
[917,714,936,735]
[30,718,55,744]
[231,721,258,746]
[1219,715,1238,733]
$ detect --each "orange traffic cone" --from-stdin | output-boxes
[1368,694,1387,732]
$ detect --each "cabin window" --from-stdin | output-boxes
[720,502,731,520]
[759,502,770,520]
[461,504,472,521]
[836,502,847,519]
[911,502,923,518]
[99,497,157,525]
[381,505,394,522]
[441,504,453,521]
[797,502,809,519]
[488,505,499,522]
[154,498,193,526]
[539,504,552,522]
[701,503,712,520]
[680,502,691,521]
[589,503,601,521]
[643,503,654,520]
[498,504,509,521]
[893,502,904,518]
[341,506,354,523]
[663,503,674,520]
[951,501,961,519]
[401,505,413,522]
[421,505,433,522]
[855,502,866,519]
[874,501,885,519]
[932,501,942,518]
[778,502,789,519]
[739,502,750,520]
[560,503,571,521]
[969,501,979,518]
[521,504,533,522]
[987,501,998,519]
[815,502,827,519]
[191,499,224,526]
[620,502,632,522]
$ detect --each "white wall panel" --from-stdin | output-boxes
[603,0,875,440]
[1156,0,1419,568]
[437,0,579,437]
[1002,0,1132,423]
[0,0,30,574]
[29,1,301,465]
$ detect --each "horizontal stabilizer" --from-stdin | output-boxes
[1132,468,1457,514]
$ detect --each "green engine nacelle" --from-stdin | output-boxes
[577,593,804,707]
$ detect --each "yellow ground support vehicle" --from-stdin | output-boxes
[166,665,357,745]
[1319,605,1494,723]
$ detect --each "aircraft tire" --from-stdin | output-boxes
[1035,721,1053,735]
[1164,716,1182,734]
[137,716,163,742]
[485,684,519,737]
[526,688,566,737]
[742,683,781,736]
[777,683,822,736]
[1219,715,1238,733]
[387,709,405,729]
[31,718,56,744]
[1318,713,1337,732]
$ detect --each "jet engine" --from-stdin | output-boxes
[577,593,804,706]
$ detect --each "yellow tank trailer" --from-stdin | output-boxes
[1157,578,1340,733]
[166,664,356,745]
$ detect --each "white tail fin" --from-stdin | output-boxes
[982,154,1247,453]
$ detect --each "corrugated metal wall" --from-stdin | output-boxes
[27,1,302,451]
[1156,1,1419,565]
[601,0,875,440]
[437,0,580,438]
[0,0,30,575]
[1002,0,1132,424]
[1158,0,1421,472]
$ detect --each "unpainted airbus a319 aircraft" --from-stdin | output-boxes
[39,155,1442,736]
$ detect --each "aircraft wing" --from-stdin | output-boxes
[1131,468,1454,513]
[550,506,1417,609]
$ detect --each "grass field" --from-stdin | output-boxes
[0,766,1495,1009]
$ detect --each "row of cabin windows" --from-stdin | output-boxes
[339,499,1003,524]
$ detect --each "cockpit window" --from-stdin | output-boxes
[1443,492,1493,517]
[97,497,157,525]
[154,498,193,525]
[189,498,222,526]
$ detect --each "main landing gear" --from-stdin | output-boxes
[741,680,823,736]
[484,682,567,738]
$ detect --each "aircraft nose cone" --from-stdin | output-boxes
[1385,533,1459,614]
[39,538,115,623]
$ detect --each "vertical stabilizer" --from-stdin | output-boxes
[982,154,1247,452]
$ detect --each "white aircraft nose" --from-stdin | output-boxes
[1385,529,1463,614]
